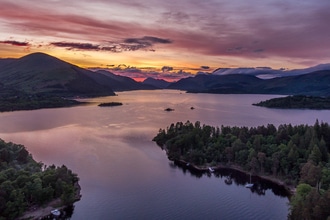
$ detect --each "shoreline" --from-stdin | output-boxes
[176,159,296,196]
[19,183,81,220]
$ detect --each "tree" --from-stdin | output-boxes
[289,183,312,220]
[257,152,266,173]
[300,161,322,187]
[309,145,322,165]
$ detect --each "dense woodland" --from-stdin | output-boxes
[0,139,80,220]
[253,95,330,109]
[0,85,83,112]
[153,120,330,219]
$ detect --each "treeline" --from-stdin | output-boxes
[0,139,80,220]
[253,95,330,109]
[0,94,82,112]
[153,120,330,219]
[0,84,82,112]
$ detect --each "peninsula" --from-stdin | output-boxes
[253,95,330,109]
[0,138,81,220]
[153,120,330,219]
[0,91,84,112]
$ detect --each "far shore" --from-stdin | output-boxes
[175,159,296,195]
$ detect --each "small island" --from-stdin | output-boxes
[153,120,330,219]
[253,95,330,109]
[0,138,81,220]
[164,108,174,111]
[98,102,123,107]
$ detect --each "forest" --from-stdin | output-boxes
[253,95,330,109]
[153,120,330,220]
[0,94,82,112]
[0,139,80,220]
[0,84,83,112]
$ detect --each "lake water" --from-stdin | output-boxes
[1,90,330,220]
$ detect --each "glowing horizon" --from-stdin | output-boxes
[1,0,330,81]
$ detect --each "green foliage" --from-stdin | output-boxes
[0,92,83,112]
[289,185,330,220]
[153,120,330,219]
[0,139,80,220]
[253,95,330,110]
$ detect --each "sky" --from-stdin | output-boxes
[1,0,330,81]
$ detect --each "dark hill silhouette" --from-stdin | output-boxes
[0,58,15,69]
[168,74,263,93]
[95,70,157,91]
[2,53,330,97]
[256,70,330,96]
[0,53,115,97]
[168,70,330,96]
[142,77,171,89]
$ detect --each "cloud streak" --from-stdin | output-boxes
[0,40,30,47]
[50,42,100,51]
[49,36,172,52]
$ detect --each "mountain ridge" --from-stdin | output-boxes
[169,70,330,96]
[1,52,329,97]
[0,52,116,97]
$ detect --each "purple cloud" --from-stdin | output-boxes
[50,42,100,50]
[0,40,30,46]
[49,36,172,52]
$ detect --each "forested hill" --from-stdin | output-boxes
[153,120,330,219]
[253,95,330,109]
[0,139,80,219]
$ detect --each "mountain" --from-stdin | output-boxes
[94,70,157,91]
[255,70,330,96]
[0,53,115,97]
[0,58,15,69]
[168,74,263,93]
[168,70,330,96]
[212,63,330,79]
[142,77,171,89]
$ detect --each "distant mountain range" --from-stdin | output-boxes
[169,70,330,96]
[142,77,171,89]
[1,53,330,97]
[212,63,330,79]
[95,70,156,91]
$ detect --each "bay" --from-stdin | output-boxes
[1,90,329,219]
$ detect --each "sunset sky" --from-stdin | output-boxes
[1,0,330,81]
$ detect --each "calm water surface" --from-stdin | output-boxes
[1,90,330,220]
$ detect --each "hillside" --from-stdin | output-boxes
[95,70,157,91]
[142,77,171,89]
[168,70,330,96]
[0,53,115,97]
[2,53,330,97]
[168,74,263,93]
[255,70,330,96]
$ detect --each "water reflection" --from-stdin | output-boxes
[2,91,326,219]
[41,205,75,220]
[171,160,290,198]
